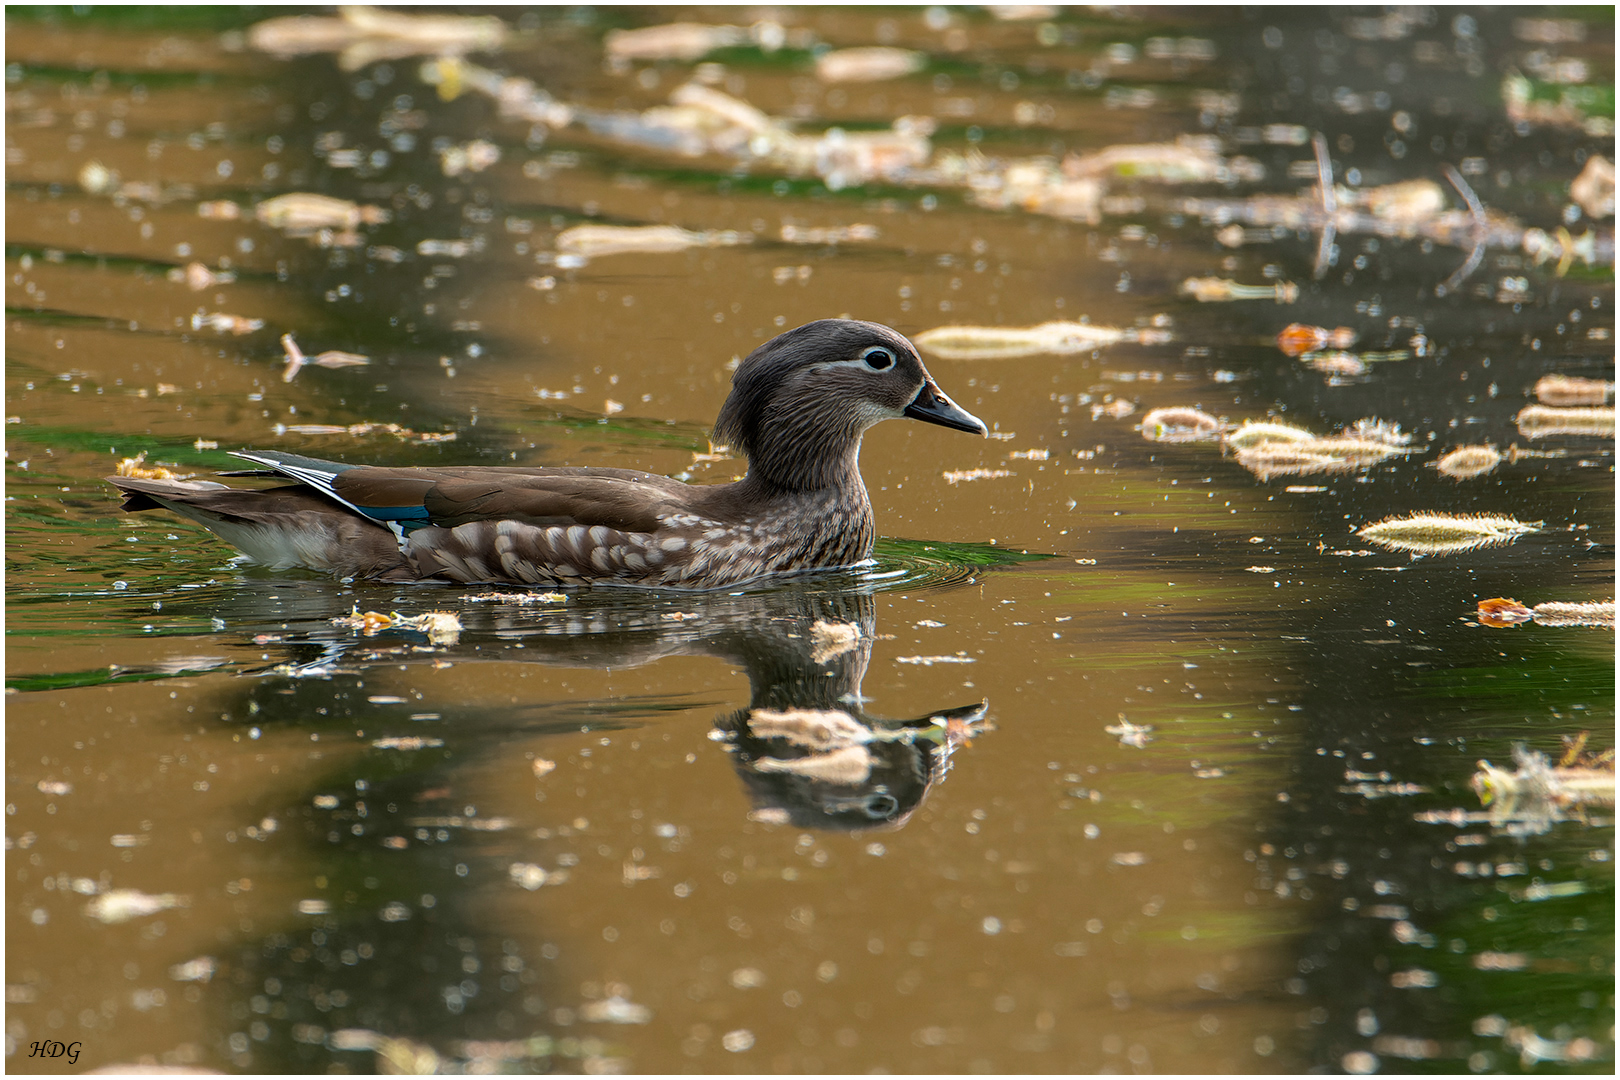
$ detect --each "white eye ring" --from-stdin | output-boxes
[862,346,896,370]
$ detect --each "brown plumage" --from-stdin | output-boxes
[107,319,987,589]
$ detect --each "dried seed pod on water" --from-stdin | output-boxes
[1223,420,1318,450]
[1528,601,1616,628]
[1357,513,1540,556]
[914,321,1126,360]
[1434,445,1503,480]
[1534,374,1614,406]
[1516,404,1615,439]
[1234,439,1406,481]
[1181,276,1298,303]
[1140,406,1224,442]
[1304,351,1367,377]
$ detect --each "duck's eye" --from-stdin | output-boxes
[861,346,895,370]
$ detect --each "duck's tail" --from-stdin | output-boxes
[107,476,415,581]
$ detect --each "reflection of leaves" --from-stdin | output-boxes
[6,664,237,694]
[874,537,1050,567]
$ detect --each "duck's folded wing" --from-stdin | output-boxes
[331,467,680,533]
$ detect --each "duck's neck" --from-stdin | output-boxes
[739,433,867,497]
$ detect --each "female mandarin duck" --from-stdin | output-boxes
[109,319,987,589]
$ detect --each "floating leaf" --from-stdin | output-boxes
[1476,597,1535,626]
[1516,404,1615,439]
[1277,323,1356,356]
[1357,513,1540,555]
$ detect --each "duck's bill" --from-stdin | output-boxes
[905,379,988,436]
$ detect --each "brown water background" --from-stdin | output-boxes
[5,6,1613,1074]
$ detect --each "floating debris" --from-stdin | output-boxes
[748,708,869,750]
[815,47,925,84]
[1476,597,1537,626]
[604,22,748,62]
[168,957,217,983]
[1140,406,1224,442]
[1303,351,1367,378]
[1277,323,1357,356]
[1357,513,1540,556]
[1472,744,1614,836]
[894,654,975,665]
[331,608,459,643]
[1529,601,1616,628]
[328,1030,442,1075]
[255,192,390,235]
[281,333,370,383]
[1180,276,1299,303]
[1503,72,1615,138]
[85,889,187,925]
[1064,139,1244,184]
[78,159,117,194]
[1223,418,1416,480]
[942,469,1012,485]
[808,621,861,664]
[1516,404,1615,439]
[579,996,654,1025]
[554,223,747,259]
[273,421,457,444]
[417,238,474,258]
[1520,225,1604,275]
[531,758,556,778]
[438,138,500,177]
[1569,154,1614,219]
[467,591,567,604]
[914,320,1128,360]
[1477,598,1615,629]
[754,744,873,785]
[1534,374,1613,406]
[333,608,395,634]
[1348,179,1446,227]
[247,5,508,71]
[191,312,263,335]
[197,200,241,220]
[372,736,445,751]
[1434,445,1503,480]
[1233,439,1408,481]
[1105,719,1153,749]
[779,222,880,245]
[115,453,190,481]
[168,261,235,291]
[1223,420,1318,450]
[406,611,461,645]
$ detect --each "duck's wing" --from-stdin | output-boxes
[232,450,688,534]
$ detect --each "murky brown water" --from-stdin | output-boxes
[6,7,1614,1075]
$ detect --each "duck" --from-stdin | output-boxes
[108,318,988,589]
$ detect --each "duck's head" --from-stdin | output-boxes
[716,319,987,491]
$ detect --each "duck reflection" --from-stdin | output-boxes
[155,572,990,832]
